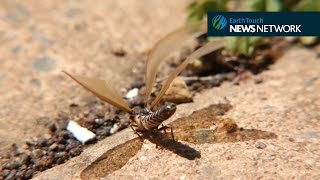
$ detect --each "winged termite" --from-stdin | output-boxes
[64,22,228,140]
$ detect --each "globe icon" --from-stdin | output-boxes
[212,15,227,30]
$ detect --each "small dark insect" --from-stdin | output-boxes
[63,22,228,140]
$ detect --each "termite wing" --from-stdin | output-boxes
[63,21,228,137]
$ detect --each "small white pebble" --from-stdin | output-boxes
[139,156,147,161]
[110,123,120,134]
[125,88,139,99]
[67,120,96,144]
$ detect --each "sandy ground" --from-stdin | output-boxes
[0,0,189,153]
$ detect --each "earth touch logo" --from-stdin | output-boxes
[212,15,227,30]
[208,12,320,36]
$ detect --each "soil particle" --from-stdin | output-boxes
[96,126,111,137]
[1,169,10,177]
[255,141,267,149]
[110,123,121,134]
[48,143,58,151]
[111,46,127,57]
[55,152,68,159]
[9,144,19,157]
[6,169,17,180]
[288,137,295,142]
[35,156,54,171]
[37,137,48,147]
[55,158,65,165]
[4,160,20,170]
[48,123,57,133]
[18,154,31,166]
[57,144,65,151]
[15,169,26,178]
[65,140,80,151]
[69,148,82,157]
[59,130,71,140]
[24,170,33,179]
[162,79,193,104]
[254,77,263,84]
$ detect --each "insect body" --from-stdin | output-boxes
[63,22,227,140]
[130,103,176,139]
[132,103,176,131]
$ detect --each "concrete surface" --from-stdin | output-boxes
[34,47,320,179]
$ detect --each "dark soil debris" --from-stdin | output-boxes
[0,127,83,179]
[0,101,130,179]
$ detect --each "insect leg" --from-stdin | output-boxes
[168,125,175,141]
[130,124,144,141]
[160,123,167,134]
[158,124,175,141]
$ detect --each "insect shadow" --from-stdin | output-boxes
[141,130,201,160]
[171,104,277,144]
[80,138,143,180]
[80,134,200,180]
